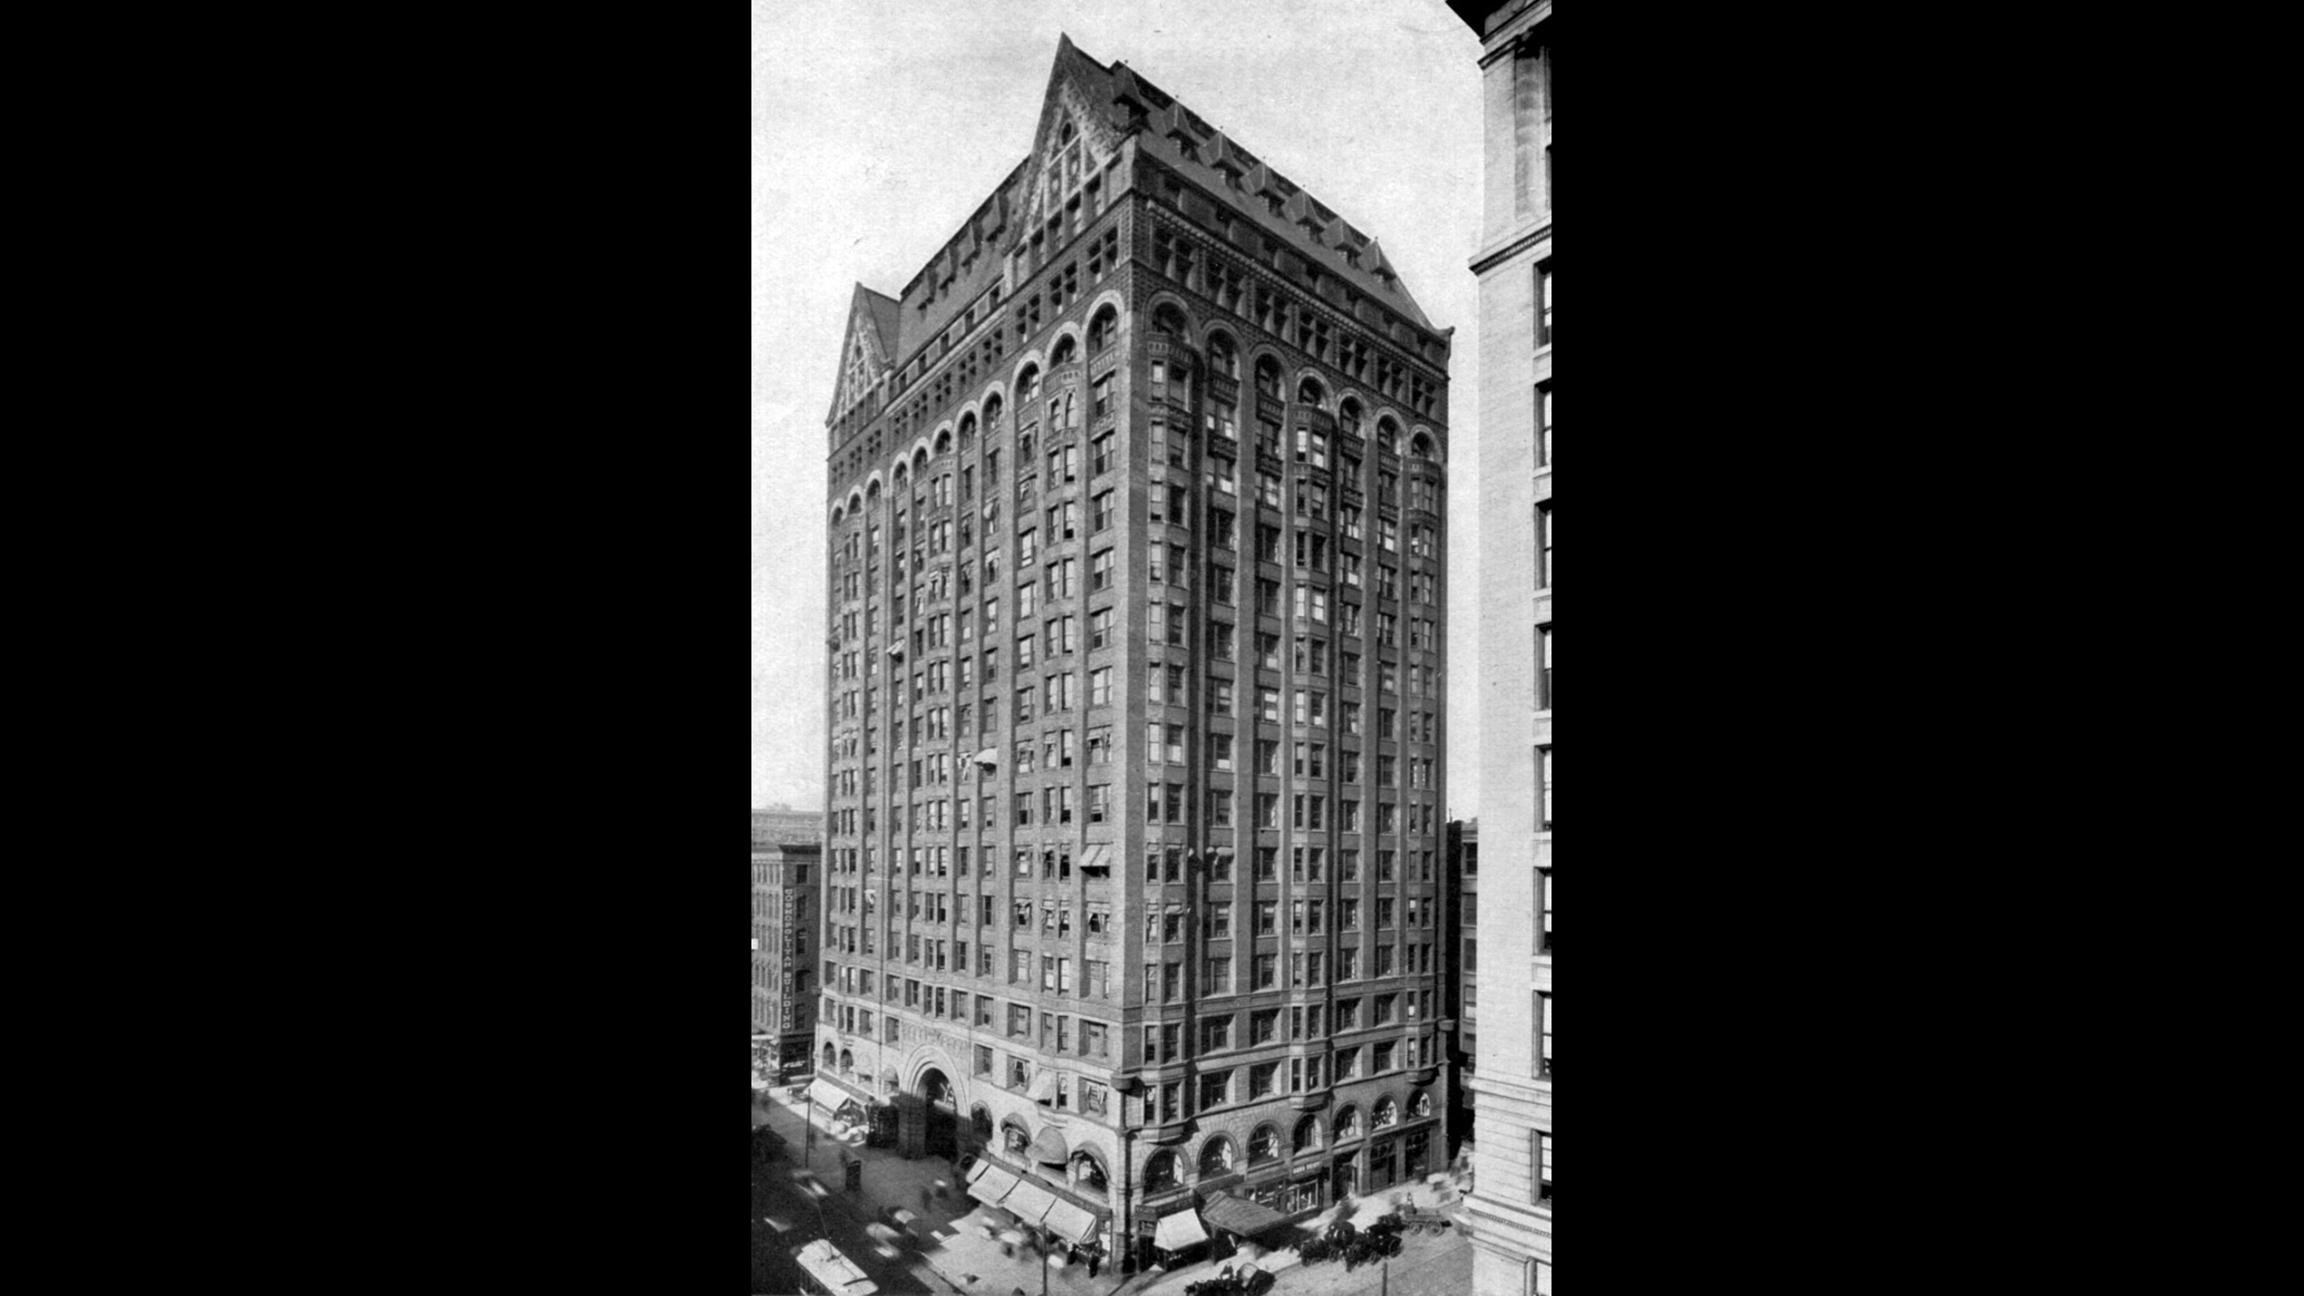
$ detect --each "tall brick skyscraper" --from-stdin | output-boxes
[811,35,1453,1272]
[1447,2,1553,1293]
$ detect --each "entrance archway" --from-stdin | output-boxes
[919,1067,959,1159]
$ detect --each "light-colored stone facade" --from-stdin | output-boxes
[1450,2,1553,1294]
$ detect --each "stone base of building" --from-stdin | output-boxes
[1462,1070,1551,1295]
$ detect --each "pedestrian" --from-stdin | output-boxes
[1087,1250,1100,1278]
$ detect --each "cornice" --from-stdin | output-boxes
[1469,219,1553,277]
[1475,1,1552,69]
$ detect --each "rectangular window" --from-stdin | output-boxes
[1200,1069,1231,1110]
[1537,259,1553,349]
[1539,867,1553,953]
[1537,992,1553,1078]
[1535,501,1552,589]
[1538,624,1553,710]
[1536,381,1553,469]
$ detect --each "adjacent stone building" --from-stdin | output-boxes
[754,808,823,1086]
[814,35,1453,1272]
[1446,1,1553,1293]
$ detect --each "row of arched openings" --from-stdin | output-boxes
[1140,1091,1435,1193]
[830,305,1438,526]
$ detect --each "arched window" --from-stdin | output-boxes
[1298,376,1327,408]
[1016,367,1040,405]
[970,1104,993,1140]
[1003,1122,1031,1157]
[1247,1125,1280,1165]
[1338,398,1363,435]
[1208,332,1238,378]
[982,394,1002,430]
[830,505,844,524]
[1410,431,1435,460]
[1411,1090,1433,1119]
[821,1042,836,1072]
[1373,1096,1398,1129]
[1052,335,1077,367]
[866,479,882,501]
[1255,355,1283,397]
[893,462,908,486]
[1198,1136,1236,1178]
[912,448,929,474]
[1293,1115,1323,1153]
[934,429,952,455]
[957,413,976,448]
[883,1069,900,1094]
[1154,303,1188,336]
[1071,1152,1109,1197]
[839,1048,854,1075]
[1143,1149,1180,1193]
[1334,1105,1362,1141]
[1087,307,1118,354]
[1376,417,1399,454]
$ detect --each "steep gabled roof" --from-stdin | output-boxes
[825,283,901,427]
[852,32,1443,419]
[1109,46,1438,333]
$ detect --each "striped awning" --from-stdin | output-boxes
[1154,1208,1209,1250]
[966,1161,1020,1207]
[1002,1177,1058,1225]
[1044,1198,1101,1245]
[1200,1192,1290,1237]
[1078,842,1113,871]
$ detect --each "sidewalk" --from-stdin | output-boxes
[755,1087,1470,1296]
[757,1086,1122,1296]
[1115,1175,1471,1296]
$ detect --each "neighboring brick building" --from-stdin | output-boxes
[814,35,1452,1273]
[754,808,823,1086]
[1446,2,1553,1293]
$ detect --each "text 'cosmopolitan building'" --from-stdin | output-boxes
[812,35,1452,1271]
[1448,1,1552,1293]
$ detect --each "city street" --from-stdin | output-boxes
[752,1088,1474,1296]
[752,1147,940,1295]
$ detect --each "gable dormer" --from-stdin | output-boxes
[1010,34,1129,256]
[826,284,899,444]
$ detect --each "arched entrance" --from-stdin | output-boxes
[919,1068,959,1159]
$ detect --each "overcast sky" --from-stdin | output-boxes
[753,0,1488,818]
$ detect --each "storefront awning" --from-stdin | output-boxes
[807,1079,853,1112]
[1044,1198,1101,1245]
[1002,1177,1058,1225]
[1200,1192,1291,1237]
[1026,1125,1069,1164]
[1154,1208,1210,1250]
[966,1161,1020,1207]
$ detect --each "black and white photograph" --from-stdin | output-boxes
[753,3,1551,1292]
